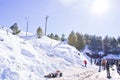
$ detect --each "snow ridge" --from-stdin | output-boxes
[0,28,85,80]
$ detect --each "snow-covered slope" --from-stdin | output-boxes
[0,28,86,80]
[0,28,120,80]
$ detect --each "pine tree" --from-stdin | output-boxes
[47,33,55,39]
[61,34,65,41]
[55,34,60,40]
[10,23,21,35]
[76,32,85,50]
[89,36,102,52]
[84,34,90,45]
[103,36,112,54]
[117,37,120,44]
[68,31,77,47]
[37,27,43,38]
[110,37,119,54]
[111,38,118,49]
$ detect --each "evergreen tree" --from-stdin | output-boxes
[47,33,55,39]
[84,34,91,45]
[61,34,65,41]
[89,36,97,52]
[110,38,118,49]
[68,31,77,47]
[117,37,120,51]
[117,37,120,45]
[110,37,119,54]
[103,36,114,54]
[10,23,21,35]
[55,34,60,40]
[37,27,43,38]
[76,32,85,50]
[89,36,102,52]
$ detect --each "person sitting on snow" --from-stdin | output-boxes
[44,70,62,78]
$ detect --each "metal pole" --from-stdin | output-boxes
[26,21,28,37]
[24,17,29,37]
[45,16,48,36]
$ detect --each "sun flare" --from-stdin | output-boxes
[90,0,110,15]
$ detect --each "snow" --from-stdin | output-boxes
[0,28,120,80]
[103,54,120,59]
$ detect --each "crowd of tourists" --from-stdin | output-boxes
[95,58,120,78]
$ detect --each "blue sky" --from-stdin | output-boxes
[0,0,120,38]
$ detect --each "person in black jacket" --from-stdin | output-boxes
[106,60,111,78]
[116,59,120,75]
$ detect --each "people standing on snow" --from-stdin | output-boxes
[115,59,118,67]
[84,60,87,67]
[98,58,102,72]
[117,64,120,75]
[102,59,107,70]
[115,59,120,75]
[105,60,111,78]
[94,59,96,64]
[90,58,93,65]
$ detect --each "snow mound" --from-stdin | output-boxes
[0,28,86,80]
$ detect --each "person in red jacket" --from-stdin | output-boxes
[84,60,87,67]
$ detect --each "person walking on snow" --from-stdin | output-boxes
[84,60,87,67]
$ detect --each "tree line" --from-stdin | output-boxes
[9,23,120,55]
[48,30,120,55]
